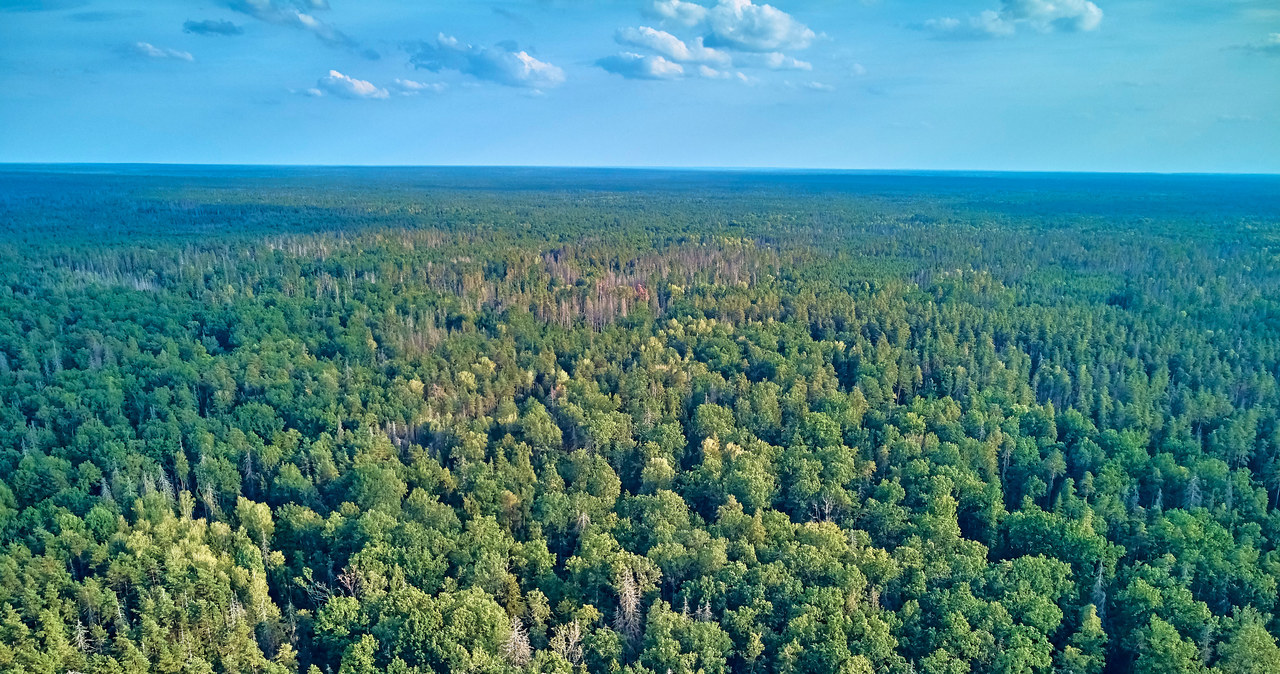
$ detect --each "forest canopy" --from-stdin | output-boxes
[1,167,1280,673]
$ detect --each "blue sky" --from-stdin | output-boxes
[1,0,1277,171]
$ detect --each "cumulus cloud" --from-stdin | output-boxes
[315,69,388,98]
[410,34,565,89]
[127,42,194,61]
[736,51,811,70]
[183,19,243,36]
[649,0,816,52]
[598,52,685,80]
[703,0,816,52]
[392,78,446,95]
[646,0,709,27]
[614,0,815,83]
[223,0,358,49]
[927,0,1102,39]
[616,26,731,67]
[803,81,833,91]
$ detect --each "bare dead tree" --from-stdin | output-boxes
[503,616,532,668]
[613,567,642,645]
[551,621,583,665]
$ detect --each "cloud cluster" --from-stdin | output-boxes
[647,0,814,51]
[127,42,194,61]
[410,34,565,89]
[223,0,357,49]
[616,26,730,67]
[314,69,388,98]
[926,0,1103,39]
[604,0,816,81]
[183,19,243,36]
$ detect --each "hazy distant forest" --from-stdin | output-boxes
[2,167,1280,674]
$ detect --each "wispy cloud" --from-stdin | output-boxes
[222,0,363,51]
[492,6,532,28]
[126,42,195,61]
[1239,33,1280,55]
[736,51,811,70]
[926,0,1103,39]
[315,69,388,98]
[69,10,138,22]
[392,78,446,95]
[184,19,244,36]
[410,34,565,89]
[0,0,88,11]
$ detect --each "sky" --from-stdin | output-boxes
[0,0,1277,172]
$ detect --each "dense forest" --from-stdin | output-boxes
[2,167,1280,674]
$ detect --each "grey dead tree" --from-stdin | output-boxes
[614,566,643,645]
[551,621,583,665]
[503,615,532,667]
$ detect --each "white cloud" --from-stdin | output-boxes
[803,81,834,91]
[851,63,867,76]
[392,78,445,95]
[223,0,357,49]
[616,26,731,67]
[927,0,1102,39]
[646,0,709,27]
[316,70,388,99]
[128,42,194,61]
[736,51,811,70]
[597,52,685,80]
[1004,0,1102,32]
[924,11,1014,39]
[646,0,814,52]
[704,0,815,52]
[695,65,751,80]
[411,34,565,89]
[619,1,816,83]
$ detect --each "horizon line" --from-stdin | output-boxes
[2,162,1279,178]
